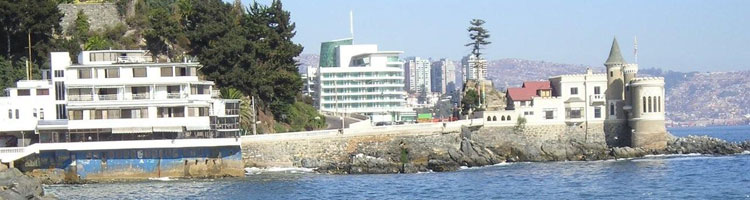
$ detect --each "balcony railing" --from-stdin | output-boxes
[590,94,605,103]
[98,94,118,101]
[132,93,150,100]
[116,56,152,64]
[167,93,182,99]
[68,95,93,101]
[225,109,240,115]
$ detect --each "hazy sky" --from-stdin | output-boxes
[238,0,750,72]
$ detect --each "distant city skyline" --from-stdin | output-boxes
[239,0,750,72]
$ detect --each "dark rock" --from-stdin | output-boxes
[427,159,459,172]
[0,167,55,200]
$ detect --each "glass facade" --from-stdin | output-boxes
[319,39,353,67]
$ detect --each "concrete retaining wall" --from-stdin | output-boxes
[58,3,124,34]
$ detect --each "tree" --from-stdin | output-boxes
[465,19,491,58]
[84,35,111,50]
[72,10,90,41]
[461,89,479,115]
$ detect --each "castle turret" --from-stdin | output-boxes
[622,63,638,115]
[604,38,626,120]
[628,77,667,149]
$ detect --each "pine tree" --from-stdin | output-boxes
[465,19,491,58]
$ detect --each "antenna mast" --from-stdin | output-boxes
[349,10,354,39]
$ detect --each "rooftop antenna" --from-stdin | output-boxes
[634,36,638,64]
[349,10,354,39]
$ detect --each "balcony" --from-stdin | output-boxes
[589,94,605,104]
[98,94,118,101]
[132,93,150,100]
[68,95,93,101]
[167,93,182,99]
[116,56,152,64]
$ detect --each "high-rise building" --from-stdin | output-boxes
[315,38,412,120]
[404,57,431,94]
[300,66,317,99]
[462,55,487,81]
[430,59,457,95]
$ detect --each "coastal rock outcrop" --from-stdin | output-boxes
[660,135,747,155]
[0,166,55,200]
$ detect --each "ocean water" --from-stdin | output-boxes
[46,126,750,200]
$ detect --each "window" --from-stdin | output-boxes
[642,97,647,113]
[55,82,65,100]
[56,104,67,119]
[524,111,534,116]
[176,67,187,76]
[610,71,613,77]
[133,68,147,77]
[15,109,19,119]
[68,110,83,120]
[610,103,615,116]
[570,87,578,95]
[161,67,173,77]
[105,68,120,78]
[121,108,148,119]
[191,85,210,95]
[648,96,652,112]
[188,107,209,117]
[54,70,64,78]
[78,68,92,79]
[567,108,582,119]
[594,107,601,118]
[131,87,150,99]
[158,107,185,118]
[7,109,11,119]
[520,101,526,106]
[594,86,601,95]
[658,96,661,112]
[33,108,37,118]
[36,89,49,96]
[39,108,44,120]
[17,89,30,96]
[545,110,554,120]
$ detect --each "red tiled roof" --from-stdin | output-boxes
[507,81,551,101]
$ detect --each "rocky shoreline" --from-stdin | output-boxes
[312,134,750,174]
[0,165,56,199]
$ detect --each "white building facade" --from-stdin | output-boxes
[315,39,412,120]
[462,55,487,81]
[404,57,431,94]
[0,50,240,146]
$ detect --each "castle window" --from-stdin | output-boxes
[487,116,492,121]
[501,116,505,121]
[507,116,511,121]
[492,116,497,121]
[610,71,614,77]
[544,109,555,119]
[653,96,658,113]
[648,96,652,113]
[658,96,661,112]
[594,86,601,95]
[8,109,11,119]
[570,87,578,95]
[15,109,19,119]
[643,97,647,113]
[610,103,615,116]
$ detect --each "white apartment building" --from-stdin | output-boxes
[0,50,239,146]
[478,68,607,125]
[315,39,412,121]
[462,55,487,81]
[404,57,431,95]
[301,65,317,98]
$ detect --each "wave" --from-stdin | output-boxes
[148,177,177,181]
[458,162,513,170]
[642,153,702,158]
[244,167,316,175]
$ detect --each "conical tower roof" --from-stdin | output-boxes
[605,37,626,65]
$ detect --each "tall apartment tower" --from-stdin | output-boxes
[404,57,431,94]
[430,59,456,95]
[462,55,487,81]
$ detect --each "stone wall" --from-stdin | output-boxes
[241,122,615,174]
[58,3,124,34]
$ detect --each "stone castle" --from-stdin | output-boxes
[466,38,668,150]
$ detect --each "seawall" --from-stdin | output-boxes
[241,121,617,174]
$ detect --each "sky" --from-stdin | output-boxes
[237,0,750,72]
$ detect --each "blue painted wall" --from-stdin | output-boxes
[38,146,242,179]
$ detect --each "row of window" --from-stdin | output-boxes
[642,96,662,113]
[321,102,403,109]
[321,72,403,78]
[487,115,511,122]
[14,89,49,97]
[322,87,402,94]
[75,66,194,79]
[569,86,602,95]
[322,95,405,101]
[6,108,44,120]
[321,80,403,86]
[67,107,209,120]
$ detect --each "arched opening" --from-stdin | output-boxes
[487,116,492,121]
[642,97,647,113]
[492,116,497,121]
[658,96,661,112]
[501,116,506,121]
[610,103,615,115]
[507,116,511,121]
